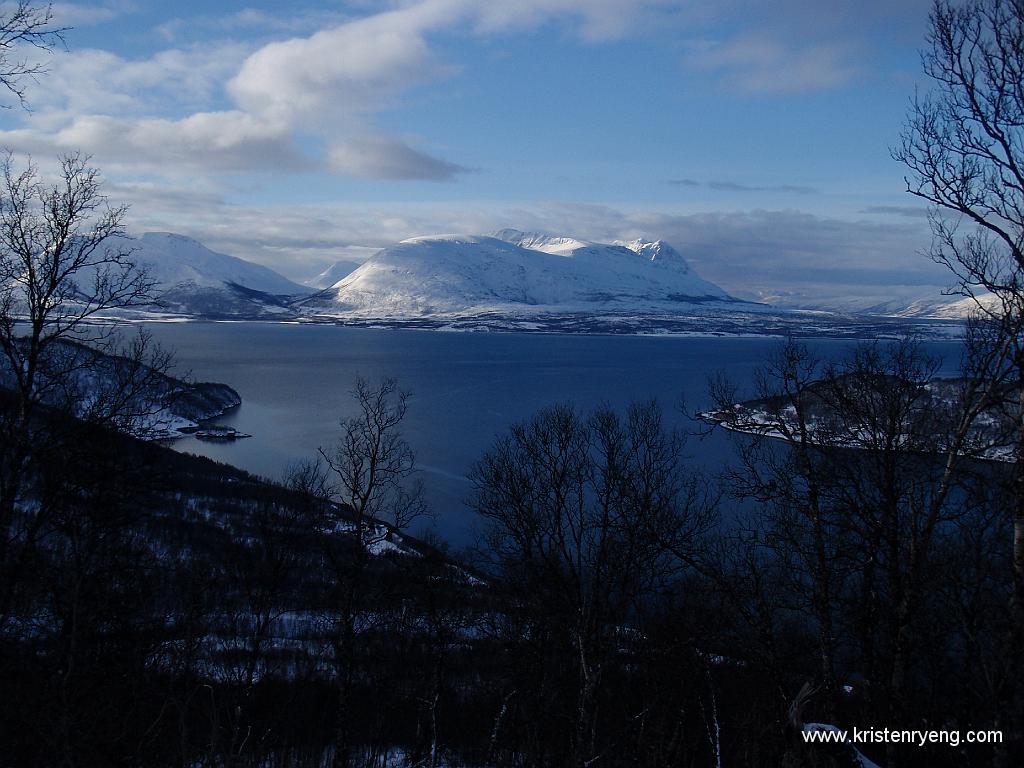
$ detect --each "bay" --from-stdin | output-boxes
[141,322,965,545]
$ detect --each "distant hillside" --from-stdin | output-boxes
[89,233,313,319]
[0,337,241,439]
[757,287,998,320]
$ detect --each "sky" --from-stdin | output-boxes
[0,0,953,306]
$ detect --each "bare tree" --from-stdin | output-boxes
[0,2,64,108]
[471,401,711,768]
[708,340,848,720]
[708,335,1016,766]
[894,2,1024,760]
[318,376,425,768]
[0,153,155,633]
[320,376,424,542]
[894,0,1023,303]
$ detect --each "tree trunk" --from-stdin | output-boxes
[332,614,356,768]
[994,360,1024,768]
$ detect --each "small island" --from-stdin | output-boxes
[178,423,251,441]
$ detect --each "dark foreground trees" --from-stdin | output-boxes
[470,401,712,768]
[707,336,1015,767]
[895,1,1024,760]
[462,344,1016,768]
[317,376,426,768]
[0,154,167,640]
[0,347,1015,768]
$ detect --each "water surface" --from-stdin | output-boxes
[142,323,965,544]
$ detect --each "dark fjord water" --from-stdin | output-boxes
[142,323,965,545]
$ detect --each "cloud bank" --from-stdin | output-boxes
[4,0,678,180]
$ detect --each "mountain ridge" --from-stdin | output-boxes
[302,231,740,319]
[66,230,983,328]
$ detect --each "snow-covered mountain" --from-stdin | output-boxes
[94,233,312,318]
[762,289,999,320]
[301,230,741,320]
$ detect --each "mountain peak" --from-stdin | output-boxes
[401,234,504,246]
[491,230,692,273]
[616,239,690,272]
[141,231,201,245]
[490,229,591,255]
[490,228,528,242]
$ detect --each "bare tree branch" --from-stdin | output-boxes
[0,3,66,109]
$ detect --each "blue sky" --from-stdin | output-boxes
[0,0,950,305]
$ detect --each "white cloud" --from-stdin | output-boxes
[54,112,307,172]
[0,0,909,185]
[50,1,135,27]
[27,43,250,120]
[684,33,861,94]
[0,111,306,175]
[227,6,449,128]
[3,0,681,180]
[328,136,467,180]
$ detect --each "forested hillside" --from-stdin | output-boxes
[1,338,1019,767]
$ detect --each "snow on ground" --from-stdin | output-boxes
[701,377,1015,462]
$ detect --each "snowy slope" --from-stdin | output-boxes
[776,291,1000,319]
[494,229,699,274]
[124,233,307,295]
[301,231,740,319]
[309,260,360,289]
[87,233,311,318]
[482,229,732,301]
[0,337,241,440]
[882,293,1000,319]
